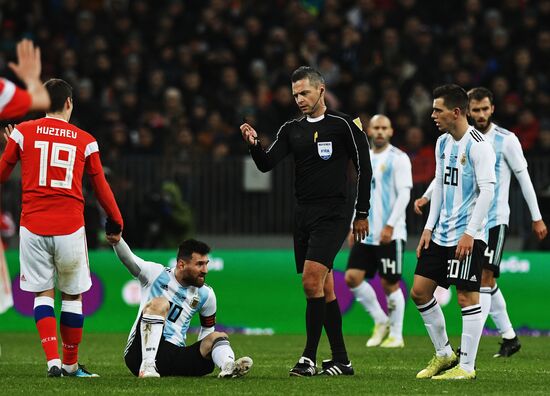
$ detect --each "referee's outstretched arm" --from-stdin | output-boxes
[240,121,290,172]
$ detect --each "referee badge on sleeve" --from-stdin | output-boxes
[317,141,332,160]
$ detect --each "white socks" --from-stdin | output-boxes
[489,285,516,339]
[416,298,453,357]
[351,281,388,324]
[460,304,483,372]
[141,314,165,363]
[211,338,235,370]
[387,289,405,340]
[479,286,492,326]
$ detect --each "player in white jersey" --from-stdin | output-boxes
[345,115,412,348]
[414,87,548,358]
[107,236,252,378]
[412,85,496,380]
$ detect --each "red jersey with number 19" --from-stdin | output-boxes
[0,116,123,235]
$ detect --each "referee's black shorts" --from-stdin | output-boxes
[293,202,352,273]
[124,318,215,377]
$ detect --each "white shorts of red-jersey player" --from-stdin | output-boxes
[19,226,91,294]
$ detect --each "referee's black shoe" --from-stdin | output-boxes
[289,357,317,377]
[494,336,521,357]
[319,359,354,376]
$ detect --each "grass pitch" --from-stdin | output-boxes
[0,333,548,395]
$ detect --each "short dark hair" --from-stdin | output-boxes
[468,87,494,105]
[44,79,73,113]
[177,239,211,261]
[433,84,468,113]
[291,66,325,87]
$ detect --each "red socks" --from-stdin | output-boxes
[34,297,59,363]
[60,300,84,365]
[34,297,84,366]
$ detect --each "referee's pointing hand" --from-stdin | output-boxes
[240,123,258,146]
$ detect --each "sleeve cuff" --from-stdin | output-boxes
[354,210,368,220]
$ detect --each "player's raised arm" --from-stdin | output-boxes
[242,121,291,172]
[112,238,145,278]
[7,39,50,114]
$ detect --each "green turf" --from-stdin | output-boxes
[0,333,549,395]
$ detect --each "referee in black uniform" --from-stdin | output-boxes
[240,66,372,376]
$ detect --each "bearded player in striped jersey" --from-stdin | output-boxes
[415,87,547,358]
[345,114,412,349]
[412,84,496,380]
[107,235,252,379]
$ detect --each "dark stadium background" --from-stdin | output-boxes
[1,0,550,249]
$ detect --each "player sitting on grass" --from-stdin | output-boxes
[107,234,252,378]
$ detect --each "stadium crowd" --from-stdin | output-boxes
[1,0,550,246]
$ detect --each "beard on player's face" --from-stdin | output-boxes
[472,114,492,132]
[372,134,389,149]
[178,267,206,287]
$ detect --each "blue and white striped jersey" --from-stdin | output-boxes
[125,258,216,349]
[428,127,496,246]
[362,145,412,245]
[484,124,528,228]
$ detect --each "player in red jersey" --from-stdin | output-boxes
[0,78,123,377]
[0,39,50,119]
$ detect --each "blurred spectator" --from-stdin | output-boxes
[1,0,549,245]
[401,126,435,184]
[529,123,550,157]
[513,108,540,151]
[140,182,194,248]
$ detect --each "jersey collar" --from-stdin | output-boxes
[306,114,325,122]
[45,115,69,123]
[484,123,497,137]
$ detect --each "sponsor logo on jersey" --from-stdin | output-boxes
[317,141,332,160]
[469,275,477,282]
[160,284,169,291]
[314,131,318,142]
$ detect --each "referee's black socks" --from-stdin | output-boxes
[324,299,349,364]
[303,296,326,363]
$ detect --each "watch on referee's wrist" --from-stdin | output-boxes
[354,211,368,221]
